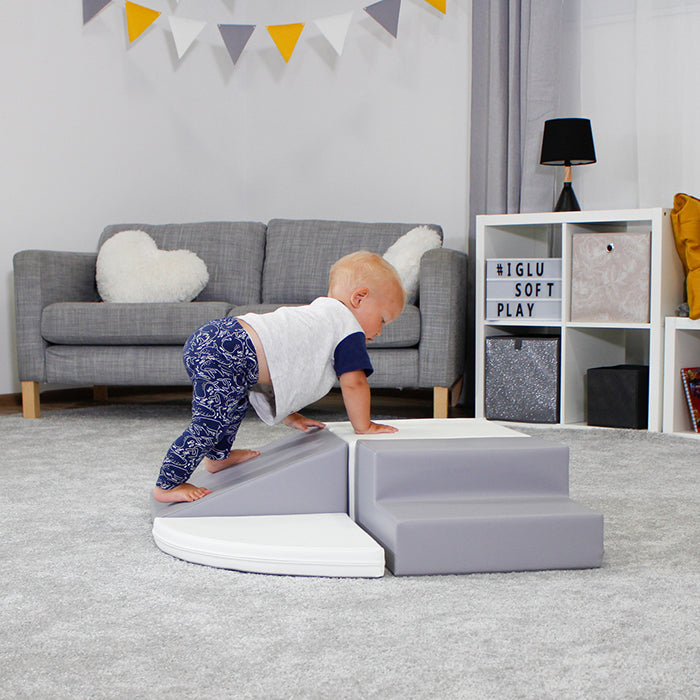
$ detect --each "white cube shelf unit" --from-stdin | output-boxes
[476,209,685,431]
[663,317,700,437]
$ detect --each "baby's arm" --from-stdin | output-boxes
[339,370,398,434]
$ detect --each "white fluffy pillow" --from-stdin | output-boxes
[382,226,442,304]
[96,230,209,303]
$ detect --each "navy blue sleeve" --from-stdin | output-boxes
[334,331,374,378]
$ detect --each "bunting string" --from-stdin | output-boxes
[83,0,447,65]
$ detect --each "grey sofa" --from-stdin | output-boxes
[13,219,467,419]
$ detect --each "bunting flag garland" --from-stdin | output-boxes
[314,12,354,56]
[424,0,447,13]
[83,1,447,68]
[218,24,256,66]
[267,23,305,63]
[83,0,112,25]
[169,16,206,60]
[125,1,161,43]
[364,0,402,38]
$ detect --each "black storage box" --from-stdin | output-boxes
[586,364,649,429]
[484,335,560,423]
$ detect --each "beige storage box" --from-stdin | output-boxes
[571,232,651,323]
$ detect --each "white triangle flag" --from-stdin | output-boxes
[315,12,354,56]
[169,16,207,60]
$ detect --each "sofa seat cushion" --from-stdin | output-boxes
[229,303,420,349]
[41,302,232,345]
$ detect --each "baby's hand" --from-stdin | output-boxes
[283,412,326,432]
[354,421,398,435]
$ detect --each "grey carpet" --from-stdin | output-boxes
[0,405,698,699]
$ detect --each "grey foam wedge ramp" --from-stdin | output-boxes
[150,430,385,577]
[150,428,349,520]
[354,437,604,576]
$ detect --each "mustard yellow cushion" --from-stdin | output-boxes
[671,193,700,319]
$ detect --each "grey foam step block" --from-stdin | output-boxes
[357,437,571,499]
[355,437,604,576]
[151,428,348,520]
[361,496,604,575]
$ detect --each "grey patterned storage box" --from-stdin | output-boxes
[484,336,560,423]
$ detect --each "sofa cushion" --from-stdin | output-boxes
[262,220,443,304]
[41,300,420,349]
[228,302,420,349]
[45,346,190,385]
[41,302,232,345]
[98,222,266,305]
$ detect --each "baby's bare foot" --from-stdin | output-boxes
[153,483,211,503]
[205,449,260,474]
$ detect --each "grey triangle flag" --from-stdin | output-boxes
[83,0,112,25]
[364,0,401,38]
[218,25,256,65]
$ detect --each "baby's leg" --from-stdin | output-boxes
[154,318,258,502]
[154,423,219,502]
[203,389,259,474]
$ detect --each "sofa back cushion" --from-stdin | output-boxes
[98,222,267,305]
[262,220,443,304]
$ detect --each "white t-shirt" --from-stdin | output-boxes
[238,297,373,425]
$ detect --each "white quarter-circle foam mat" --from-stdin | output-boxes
[152,512,385,578]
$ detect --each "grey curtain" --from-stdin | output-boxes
[463,0,564,413]
[469,0,564,222]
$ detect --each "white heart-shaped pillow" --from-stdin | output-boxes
[96,230,209,303]
[382,226,442,305]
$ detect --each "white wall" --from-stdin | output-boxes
[573,0,700,211]
[0,0,471,395]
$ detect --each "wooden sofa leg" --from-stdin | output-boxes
[93,385,108,402]
[433,386,449,419]
[433,377,464,419]
[22,381,40,419]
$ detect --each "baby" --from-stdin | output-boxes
[153,250,406,503]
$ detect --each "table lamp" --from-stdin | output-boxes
[540,118,596,211]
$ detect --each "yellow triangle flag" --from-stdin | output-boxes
[125,1,161,43]
[267,23,305,63]
[424,0,446,12]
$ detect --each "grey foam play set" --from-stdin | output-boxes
[353,437,603,576]
[152,427,603,576]
[150,428,348,519]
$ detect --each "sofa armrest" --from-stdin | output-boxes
[13,250,98,382]
[417,247,468,387]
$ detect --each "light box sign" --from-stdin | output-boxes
[486,258,562,321]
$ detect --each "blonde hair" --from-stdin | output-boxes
[329,250,406,305]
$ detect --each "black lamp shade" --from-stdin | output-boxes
[540,118,596,166]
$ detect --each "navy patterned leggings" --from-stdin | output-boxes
[156,317,259,490]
